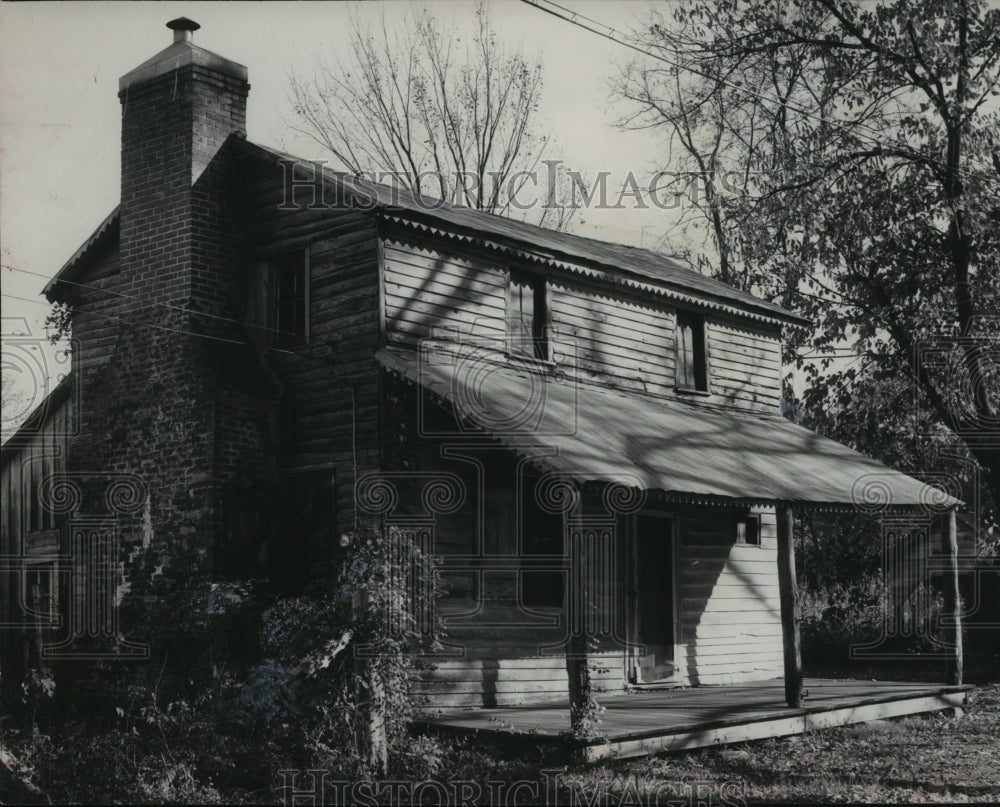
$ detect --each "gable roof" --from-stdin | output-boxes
[44,139,808,327]
[43,206,119,301]
[244,142,808,327]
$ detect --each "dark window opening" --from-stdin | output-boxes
[676,310,708,391]
[270,473,337,593]
[520,475,564,608]
[272,251,308,347]
[509,272,548,361]
[219,488,276,580]
[737,514,761,546]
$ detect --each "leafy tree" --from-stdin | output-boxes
[287,2,576,230]
[619,0,1000,514]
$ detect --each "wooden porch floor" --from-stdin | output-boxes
[415,677,971,763]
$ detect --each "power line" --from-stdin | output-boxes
[0,292,295,356]
[1,262,287,340]
[521,0,1000,189]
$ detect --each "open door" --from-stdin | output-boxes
[630,512,676,684]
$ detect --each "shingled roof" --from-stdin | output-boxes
[44,139,809,327]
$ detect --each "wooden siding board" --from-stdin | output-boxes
[675,506,782,685]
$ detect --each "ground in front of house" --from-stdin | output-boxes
[434,682,1000,805]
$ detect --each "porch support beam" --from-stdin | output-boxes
[776,504,802,708]
[942,507,963,685]
[566,486,593,735]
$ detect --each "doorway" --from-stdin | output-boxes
[630,512,677,684]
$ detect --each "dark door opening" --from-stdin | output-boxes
[633,513,675,683]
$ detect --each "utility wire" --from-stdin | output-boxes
[0,292,295,355]
[521,0,1000,189]
[1,262,288,340]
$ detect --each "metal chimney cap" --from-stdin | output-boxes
[166,17,201,42]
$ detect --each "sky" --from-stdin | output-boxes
[1,1,681,410]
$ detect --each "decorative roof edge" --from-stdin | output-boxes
[43,207,120,301]
[382,214,804,328]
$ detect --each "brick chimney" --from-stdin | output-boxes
[68,20,263,586]
[117,17,250,317]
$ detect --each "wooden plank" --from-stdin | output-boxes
[708,346,782,371]
[549,300,671,334]
[679,557,778,572]
[683,609,781,626]
[679,543,776,560]
[682,596,782,613]
[681,623,784,640]
[677,647,784,665]
[708,322,782,350]
[384,257,507,297]
[383,241,507,278]
[582,691,968,762]
[776,505,802,708]
[414,678,569,695]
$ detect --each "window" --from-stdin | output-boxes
[675,310,708,391]
[249,250,309,347]
[508,271,548,361]
[272,251,308,347]
[737,514,761,546]
[24,564,58,620]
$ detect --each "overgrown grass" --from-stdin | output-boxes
[6,682,998,803]
[551,684,1000,804]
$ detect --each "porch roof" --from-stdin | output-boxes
[377,347,960,511]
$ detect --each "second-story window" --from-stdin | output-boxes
[508,271,548,361]
[676,310,708,392]
[273,251,308,348]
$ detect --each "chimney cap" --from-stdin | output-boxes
[166,17,201,33]
[120,16,247,92]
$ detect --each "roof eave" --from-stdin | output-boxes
[43,206,120,302]
[381,209,812,329]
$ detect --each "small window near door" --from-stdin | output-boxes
[737,514,761,546]
[508,271,548,361]
[676,310,708,391]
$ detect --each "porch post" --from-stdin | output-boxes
[566,492,593,734]
[942,507,963,685]
[776,504,803,707]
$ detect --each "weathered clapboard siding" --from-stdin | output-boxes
[383,241,508,347]
[0,386,74,699]
[380,230,783,412]
[398,431,596,708]
[676,507,783,685]
[548,281,674,396]
[707,319,783,412]
[70,246,123,378]
[246,168,381,533]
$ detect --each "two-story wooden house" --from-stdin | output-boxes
[1,19,965,737]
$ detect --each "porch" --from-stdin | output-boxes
[415,677,971,763]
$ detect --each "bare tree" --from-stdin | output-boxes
[287,3,576,230]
